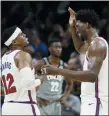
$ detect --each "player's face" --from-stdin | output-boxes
[50,42,62,57]
[76,20,87,38]
[16,33,29,47]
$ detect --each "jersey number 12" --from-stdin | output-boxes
[2,73,17,95]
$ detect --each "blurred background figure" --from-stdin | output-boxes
[61,51,82,115]
[61,94,81,116]
[68,52,81,71]
[68,52,81,97]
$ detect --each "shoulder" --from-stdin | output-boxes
[90,38,107,52]
[34,58,46,72]
[14,51,32,66]
[14,51,32,68]
[36,59,46,66]
[89,38,107,59]
[15,51,32,61]
[91,38,107,48]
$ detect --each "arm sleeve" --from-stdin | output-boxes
[20,67,41,90]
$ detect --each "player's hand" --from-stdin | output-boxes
[37,97,48,107]
[60,96,72,107]
[41,65,58,75]
[68,7,76,26]
[59,96,67,103]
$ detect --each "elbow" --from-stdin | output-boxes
[89,72,98,83]
[68,84,73,91]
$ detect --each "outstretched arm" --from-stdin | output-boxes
[42,39,107,82]
[60,77,73,104]
[42,66,97,82]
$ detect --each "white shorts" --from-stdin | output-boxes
[80,99,108,115]
[2,102,41,115]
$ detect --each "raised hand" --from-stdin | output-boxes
[68,7,76,26]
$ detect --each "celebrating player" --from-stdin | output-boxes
[42,8,108,115]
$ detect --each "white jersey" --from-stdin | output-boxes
[81,37,108,102]
[1,50,36,103]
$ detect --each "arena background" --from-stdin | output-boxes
[1,1,109,115]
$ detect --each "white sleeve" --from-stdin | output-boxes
[20,67,41,90]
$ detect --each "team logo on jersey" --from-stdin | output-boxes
[47,75,63,81]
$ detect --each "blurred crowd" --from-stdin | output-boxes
[1,1,108,115]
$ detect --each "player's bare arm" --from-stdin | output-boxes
[60,78,73,104]
[42,39,107,83]
[68,7,89,54]
[34,59,49,106]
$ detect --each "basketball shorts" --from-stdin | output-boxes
[2,102,40,115]
[38,101,61,115]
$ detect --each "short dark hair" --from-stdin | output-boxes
[48,32,61,46]
[2,25,17,45]
[76,9,99,29]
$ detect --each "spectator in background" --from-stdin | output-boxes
[24,29,48,67]
[29,29,48,59]
[61,52,81,115]
[61,94,80,115]
[68,52,81,71]
[68,52,81,96]
[52,24,74,62]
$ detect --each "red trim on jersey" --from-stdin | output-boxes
[95,78,101,116]
[28,90,37,116]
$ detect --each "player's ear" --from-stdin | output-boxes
[11,39,16,45]
[11,38,19,46]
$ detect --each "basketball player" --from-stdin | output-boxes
[42,8,108,115]
[1,26,43,115]
[34,33,73,115]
